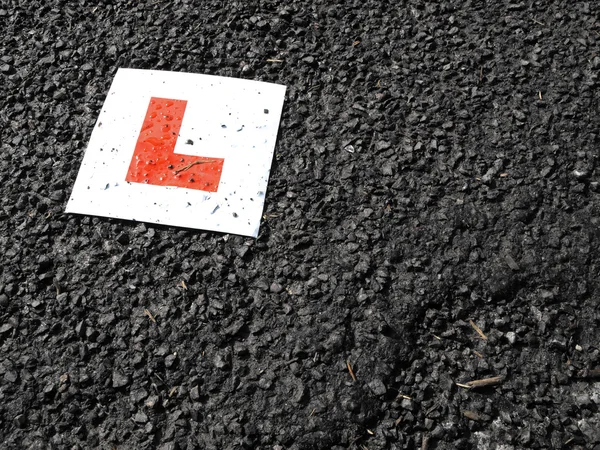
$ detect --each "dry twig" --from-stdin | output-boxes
[174,159,216,175]
[469,319,488,340]
[347,360,357,382]
[144,308,156,323]
[463,410,489,421]
[466,375,505,389]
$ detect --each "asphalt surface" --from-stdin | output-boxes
[1,1,599,449]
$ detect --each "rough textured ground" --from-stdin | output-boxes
[1,1,599,449]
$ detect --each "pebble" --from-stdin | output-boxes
[269,282,283,293]
[189,386,201,401]
[165,353,178,368]
[368,378,387,396]
[112,371,130,388]
[14,414,26,428]
[505,331,517,345]
[133,412,148,424]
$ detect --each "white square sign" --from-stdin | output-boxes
[66,68,286,237]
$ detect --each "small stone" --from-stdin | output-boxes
[158,442,178,450]
[165,353,177,368]
[572,169,588,180]
[292,384,306,404]
[224,319,245,336]
[53,89,67,101]
[31,300,44,310]
[513,110,526,121]
[112,371,130,388]
[145,395,159,408]
[258,377,273,390]
[37,255,52,272]
[550,336,567,351]
[573,392,592,406]
[374,140,391,151]
[505,331,517,345]
[431,425,445,439]
[43,383,55,395]
[133,412,148,424]
[519,428,532,445]
[270,282,283,293]
[256,20,269,30]
[50,190,65,202]
[99,313,116,326]
[401,398,413,410]
[116,232,129,245]
[0,64,11,73]
[381,162,395,176]
[130,388,148,404]
[190,386,200,401]
[213,352,230,370]
[75,321,86,337]
[14,414,27,428]
[302,56,315,64]
[424,418,435,430]
[342,398,359,412]
[368,378,387,396]
[5,371,18,383]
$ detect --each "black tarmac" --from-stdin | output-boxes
[1,1,599,449]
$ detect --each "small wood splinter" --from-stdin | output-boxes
[144,308,156,323]
[458,375,505,389]
[347,360,357,382]
[469,319,488,340]
[174,159,217,175]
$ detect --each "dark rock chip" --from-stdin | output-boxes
[112,371,130,388]
[368,378,387,396]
